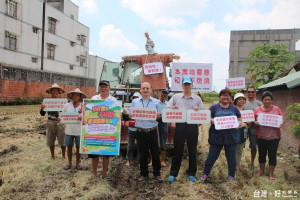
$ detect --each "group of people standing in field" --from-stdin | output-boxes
[40,76,283,182]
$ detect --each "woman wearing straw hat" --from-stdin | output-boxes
[40,83,66,159]
[60,88,86,170]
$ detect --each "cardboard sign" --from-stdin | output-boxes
[226,77,245,89]
[43,98,68,111]
[257,113,283,128]
[131,108,157,121]
[240,110,255,122]
[187,110,211,124]
[80,100,121,156]
[143,62,164,75]
[60,112,80,124]
[214,116,239,130]
[171,63,213,92]
[162,109,186,123]
[124,103,132,114]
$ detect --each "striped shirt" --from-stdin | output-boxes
[167,93,205,110]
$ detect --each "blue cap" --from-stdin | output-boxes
[182,76,193,84]
[161,88,169,93]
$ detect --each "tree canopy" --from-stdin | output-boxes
[244,43,296,87]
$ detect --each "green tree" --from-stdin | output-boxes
[286,103,300,140]
[244,43,296,87]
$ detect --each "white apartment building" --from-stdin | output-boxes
[0,0,90,80]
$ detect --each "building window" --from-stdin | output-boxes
[6,0,18,18]
[47,43,56,60]
[5,31,17,51]
[76,55,86,67]
[77,34,87,46]
[48,17,57,34]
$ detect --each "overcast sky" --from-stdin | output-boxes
[71,0,300,92]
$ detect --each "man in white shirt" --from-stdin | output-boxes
[60,88,86,170]
[88,80,117,179]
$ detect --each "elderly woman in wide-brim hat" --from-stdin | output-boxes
[61,88,86,170]
[40,83,66,160]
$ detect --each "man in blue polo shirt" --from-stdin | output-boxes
[130,82,162,182]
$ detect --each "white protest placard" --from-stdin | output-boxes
[240,110,255,122]
[186,110,211,124]
[60,112,80,124]
[214,116,239,130]
[124,103,132,114]
[143,62,164,75]
[131,108,157,121]
[162,109,186,123]
[171,63,213,92]
[226,77,245,89]
[257,113,283,128]
[43,98,68,111]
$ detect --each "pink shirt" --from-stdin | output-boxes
[254,105,283,140]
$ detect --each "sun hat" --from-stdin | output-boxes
[67,88,86,100]
[234,93,246,103]
[46,83,65,94]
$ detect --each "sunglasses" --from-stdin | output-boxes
[247,91,255,93]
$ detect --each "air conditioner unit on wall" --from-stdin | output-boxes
[76,56,80,62]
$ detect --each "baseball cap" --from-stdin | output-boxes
[99,80,110,86]
[161,88,169,93]
[182,76,193,84]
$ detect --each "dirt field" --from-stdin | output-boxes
[0,104,299,200]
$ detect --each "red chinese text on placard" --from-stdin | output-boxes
[131,108,157,120]
[214,116,239,130]
[143,62,163,75]
[258,114,282,128]
[226,77,245,89]
[240,110,255,122]
[165,111,184,120]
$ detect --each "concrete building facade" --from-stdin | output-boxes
[229,29,300,84]
[0,0,98,101]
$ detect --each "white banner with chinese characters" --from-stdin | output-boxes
[124,103,132,114]
[143,62,164,75]
[226,77,245,89]
[171,63,213,92]
[131,108,157,121]
[162,109,186,123]
[186,110,211,124]
[43,98,68,111]
[214,116,239,130]
[60,112,80,124]
[240,110,255,122]
[257,113,283,128]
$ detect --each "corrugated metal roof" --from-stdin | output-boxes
[258,71,300,89]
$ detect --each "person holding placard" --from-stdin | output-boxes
[233,93,248,171]
[201,89,242,182]
[60,88,86,170]
[168,76,205,183]
[123,92,141,166]
[253,91,283,181]
[88,80,117,179]
[130,82,163,182]
[40,83,66,160]
[244,86,262,168]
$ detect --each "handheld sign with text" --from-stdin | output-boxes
[60,112,80,124]
[43,98,68,111]
[171,63,213,92]
[143,62,164,75]
[257,113,283,128]
[131,108,157,121]
[240,110,255,122]
[186,110,211,124]
[162,109,186,123]
[124,103,132,114]
[214,116,239,130]
[226,77,245,89]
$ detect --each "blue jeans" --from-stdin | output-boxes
[203,144,238,177]
[158,122,168,151]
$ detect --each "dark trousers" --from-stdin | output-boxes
[203,144,237,177]
[126,130,140,161]
[257,138,280,166]
[137,129,161,177]
[170,123,199,177]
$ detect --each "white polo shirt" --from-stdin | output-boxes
[91,94,117,101]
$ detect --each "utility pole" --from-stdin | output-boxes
[41,0,46,70]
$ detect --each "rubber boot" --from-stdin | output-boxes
[161,150,167,167]
[148,150,152,167]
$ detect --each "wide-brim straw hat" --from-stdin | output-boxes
[67,88,86,100]
[46,83,65,94]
